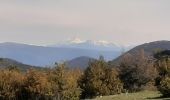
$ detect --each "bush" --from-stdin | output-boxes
[159,76,170,97]
[154,50,170,97]
[48,63,82,100]
[23,69,52,99]
[0,69,24,99]
[80,58,123,98]
[0,64,82,100]
[119,50,158,92]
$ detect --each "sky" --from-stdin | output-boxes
[0,0,170,46]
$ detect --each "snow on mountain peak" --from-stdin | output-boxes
[97,40,110,44]
[94,40,112,46]
[68,38,114,46]
[69,37,85,44]
[48,38,133,51]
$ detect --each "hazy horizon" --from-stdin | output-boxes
[0,0,170,46]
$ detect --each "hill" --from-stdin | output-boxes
[66,56,96,69]
[0,58,41,71]
[113,40,170,64]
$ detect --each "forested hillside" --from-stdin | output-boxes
[113,41,170,64]
[0,58,41,71]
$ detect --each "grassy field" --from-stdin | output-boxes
[92,91,170,100]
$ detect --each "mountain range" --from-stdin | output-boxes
[0,40,169,70]
[0,39,130,66]
[49,38,130,51]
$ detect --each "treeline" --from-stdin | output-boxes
[0,65,82,100]
[0,50,170,99]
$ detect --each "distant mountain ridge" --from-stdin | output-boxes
[0,42,125,66]
[0,41,169,68]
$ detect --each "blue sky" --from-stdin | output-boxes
[0,0,170,46]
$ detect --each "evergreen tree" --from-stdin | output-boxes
[154,50,170,97]
[80,57,123,98]
[23,69,52,100]
[48,63,82,100]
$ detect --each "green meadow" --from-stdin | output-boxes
[93,91,170,100]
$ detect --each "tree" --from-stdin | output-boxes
[48,63,82,100]
[23,69,52,100]
[0,69,23,99]
[154,50,170,97]
[154,50,170,77]
[80,58,123,98]
[159,76,170,97]
[119,50,158,92]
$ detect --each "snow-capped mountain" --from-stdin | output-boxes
[49,38,131,51]
[0,39,133,66]
[0,42,124,66]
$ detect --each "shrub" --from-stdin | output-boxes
[22,69,52,100]
[80,58,123,98]
[119,50,158,92]
[154,50,170,97]
[0,65,82,100]
[48,63,82,100]
[0,69,24,99]
[159,76,170,97]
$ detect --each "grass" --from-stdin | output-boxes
[92,91,170,100]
